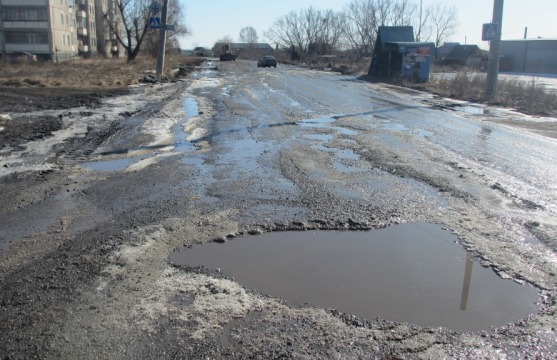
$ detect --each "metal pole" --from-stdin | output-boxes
[155,0,169,81]
[484,0,504,99]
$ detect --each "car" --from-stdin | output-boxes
[257,55,277,68]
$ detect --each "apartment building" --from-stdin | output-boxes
[0,0,122,60]
[95,0,121,57]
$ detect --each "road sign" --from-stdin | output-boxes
[149,17,161,29]
[166,24,174,31]
[482,23,498,41]
[149,1,161,14]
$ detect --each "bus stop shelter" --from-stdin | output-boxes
[368,26,435,82]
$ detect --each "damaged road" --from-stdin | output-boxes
[1,60,556,359]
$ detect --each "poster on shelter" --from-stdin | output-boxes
[418,47,431,56]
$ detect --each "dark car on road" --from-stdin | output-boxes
[257,55,277,68]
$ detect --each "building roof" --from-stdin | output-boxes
[234,43,273,50]
[502,38,557,42]
[444,45,483,60]
[377,26,415,47]
[385,42,435,48]
[214,42,273,50]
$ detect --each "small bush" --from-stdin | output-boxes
[23,78,42,86]
[0,55,204,90]
[426,72,557,116]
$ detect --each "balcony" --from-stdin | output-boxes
[2,21,48,29]
[77,27,88,36]
[111,46,118,52]
[6,43,50,53]
[79,45,89,52]
[76,10,86,18]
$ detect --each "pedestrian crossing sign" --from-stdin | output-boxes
[482,23,498,41]
[150,17,161,29]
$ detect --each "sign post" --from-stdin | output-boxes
[484,0,504,100]
[155,0,168,81]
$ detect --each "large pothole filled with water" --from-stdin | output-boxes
[170,223,538,332]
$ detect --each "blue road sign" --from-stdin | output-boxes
[149,1,161,14]
[482,23,498,41]
[149,17,161,29]
[166,24,174,31]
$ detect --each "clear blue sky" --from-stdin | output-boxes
[178,0,557,50]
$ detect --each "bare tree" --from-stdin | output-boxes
[414,0,431,42]
[392,0,416,26]
[342,0,416,61]
[105,0,188,62]
[265,10,309,59]
[265,7,344,60]
[428,2,458,48]
[343,0,378,60]
[216,35,234,44]
[239,27,258,46]
[143,1,190,57]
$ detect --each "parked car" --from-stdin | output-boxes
[257,55,277,68]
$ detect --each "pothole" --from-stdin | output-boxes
[170,223,539,332]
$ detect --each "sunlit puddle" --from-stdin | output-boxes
[458,106,485,115]
[170,223,538,332]
[334,161,366,173]
[372,123,433,139]
[81,156,146,172]
[173,98,199,152]
[298,117,359,136]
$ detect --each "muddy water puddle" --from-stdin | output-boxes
[82,98,199,172]
[171,223,538,332]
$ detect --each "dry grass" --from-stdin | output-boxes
[425,72,557,116]
[0,55,204,89]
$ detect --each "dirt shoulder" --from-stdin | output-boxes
[0,86,128,113]
[0,56,203,113]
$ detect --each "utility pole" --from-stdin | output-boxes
[484,0,504,100]
[155,0,169,81]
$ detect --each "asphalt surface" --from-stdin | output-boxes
[1,60,556,359]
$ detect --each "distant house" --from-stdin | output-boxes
[499,39,557,74]
[212,42,273,59]
[193,47,212,57]
[440,45,487,69]
[436,42,460,59]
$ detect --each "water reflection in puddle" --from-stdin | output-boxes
[171,223,538,332]
[334,161,366,173]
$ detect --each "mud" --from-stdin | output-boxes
[0,85,128,113]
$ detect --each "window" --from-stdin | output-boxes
[61,14,64,25]
[1,8,48,21]
[6,32,49,44]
